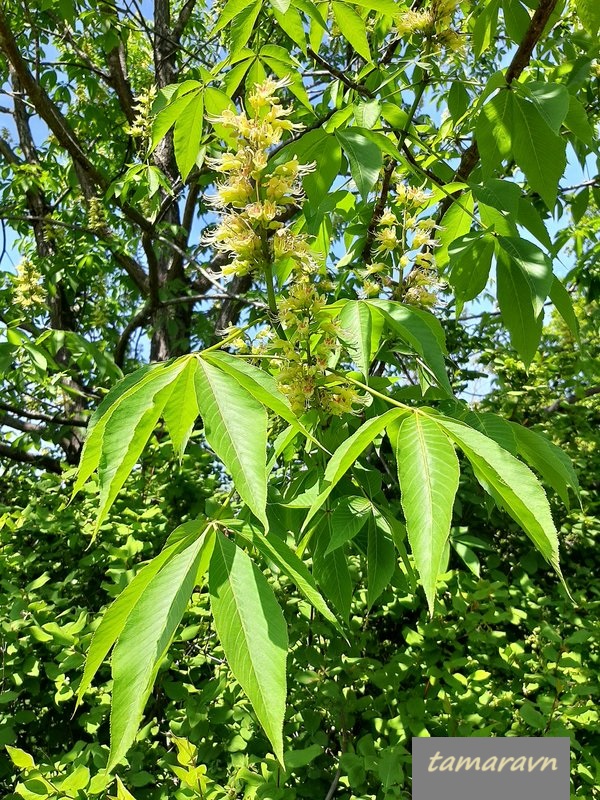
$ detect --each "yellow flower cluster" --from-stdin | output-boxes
[205,77,315,279]
[395,0,462,51]
[13,258,46,311]
[359,179,441,308]
[209,79,364,417]
[127,85,158,144]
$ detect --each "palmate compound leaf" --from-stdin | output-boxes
[394,413,459,614]
[105,523,215,770]
[434,416,563,579]
[209,531,288,764]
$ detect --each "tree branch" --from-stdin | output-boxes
[0,442,62,474]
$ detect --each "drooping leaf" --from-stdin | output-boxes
[511,424,581,508]
[195,358,269,529]
[476,89,514,177]
[339,300,377,380]
[497,236,553,316]
[394,413,459,614]
[76,530,199,709]
[209,531,288,763]
[523,81,569,134]
[230,520,341,629]
[549,276,580,340]
[109,529,214,770]
[436,417,561,573]
[472,0,500,57]
[448,232,495,305]
[303,408,406,530]
[336,128,382,200]
[576,0,600,34]
[435,191,475,269]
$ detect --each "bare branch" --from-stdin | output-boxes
[0,442,62,474]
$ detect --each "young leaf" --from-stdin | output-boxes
[209,531,288,763]
[366,513,395,609]
[195,358,269,529]
[436,417,561,573]
[394,414,459,614]
[303,408,406,530]
[163,357,200,459]
[108,529,214,770]
[335,128,382,200]
[331,2,371,61]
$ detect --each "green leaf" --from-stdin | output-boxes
[303,409,406,530]
[472,0,500,57]
[202,351,317,445]
[353,99,381,129]
[230,2,262,55]
[516,197,553,251]
[448,232,495,304]
[512,94,566,208]
[79,359,189,532]
[563,95,594,145]
[502,0,531,44]
[368,300,452,394]
[470,411,517,454]
[231,520,341,629]
[476,89,514,177]
[195,358,269,529]
[576,0,600,33]
[151,83,201,151]
[214,0,258,32]
[395,414,459,614]
[331,2,371,61]
[366,513,395,609]
[496,249,543,366]
[511,423,580,508]
[336,129,382,200]
[209,531,288,763]
[111,776,137,800]
[173,90,204,180]
[6,746,35,770]
[325,495,372,554]
[350,0,398,13]
[109,529,214,770]
[312,515,353,622]
[272,6,306,50]
[76,531,198,708]
[163,358,199,459]
[339,300,377,380]
[269,0,290,11]
[523,81,569,134]
[497,236,553,316]
[435,191,474,269]
[436,417,561,573]
[549,276,579,340]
